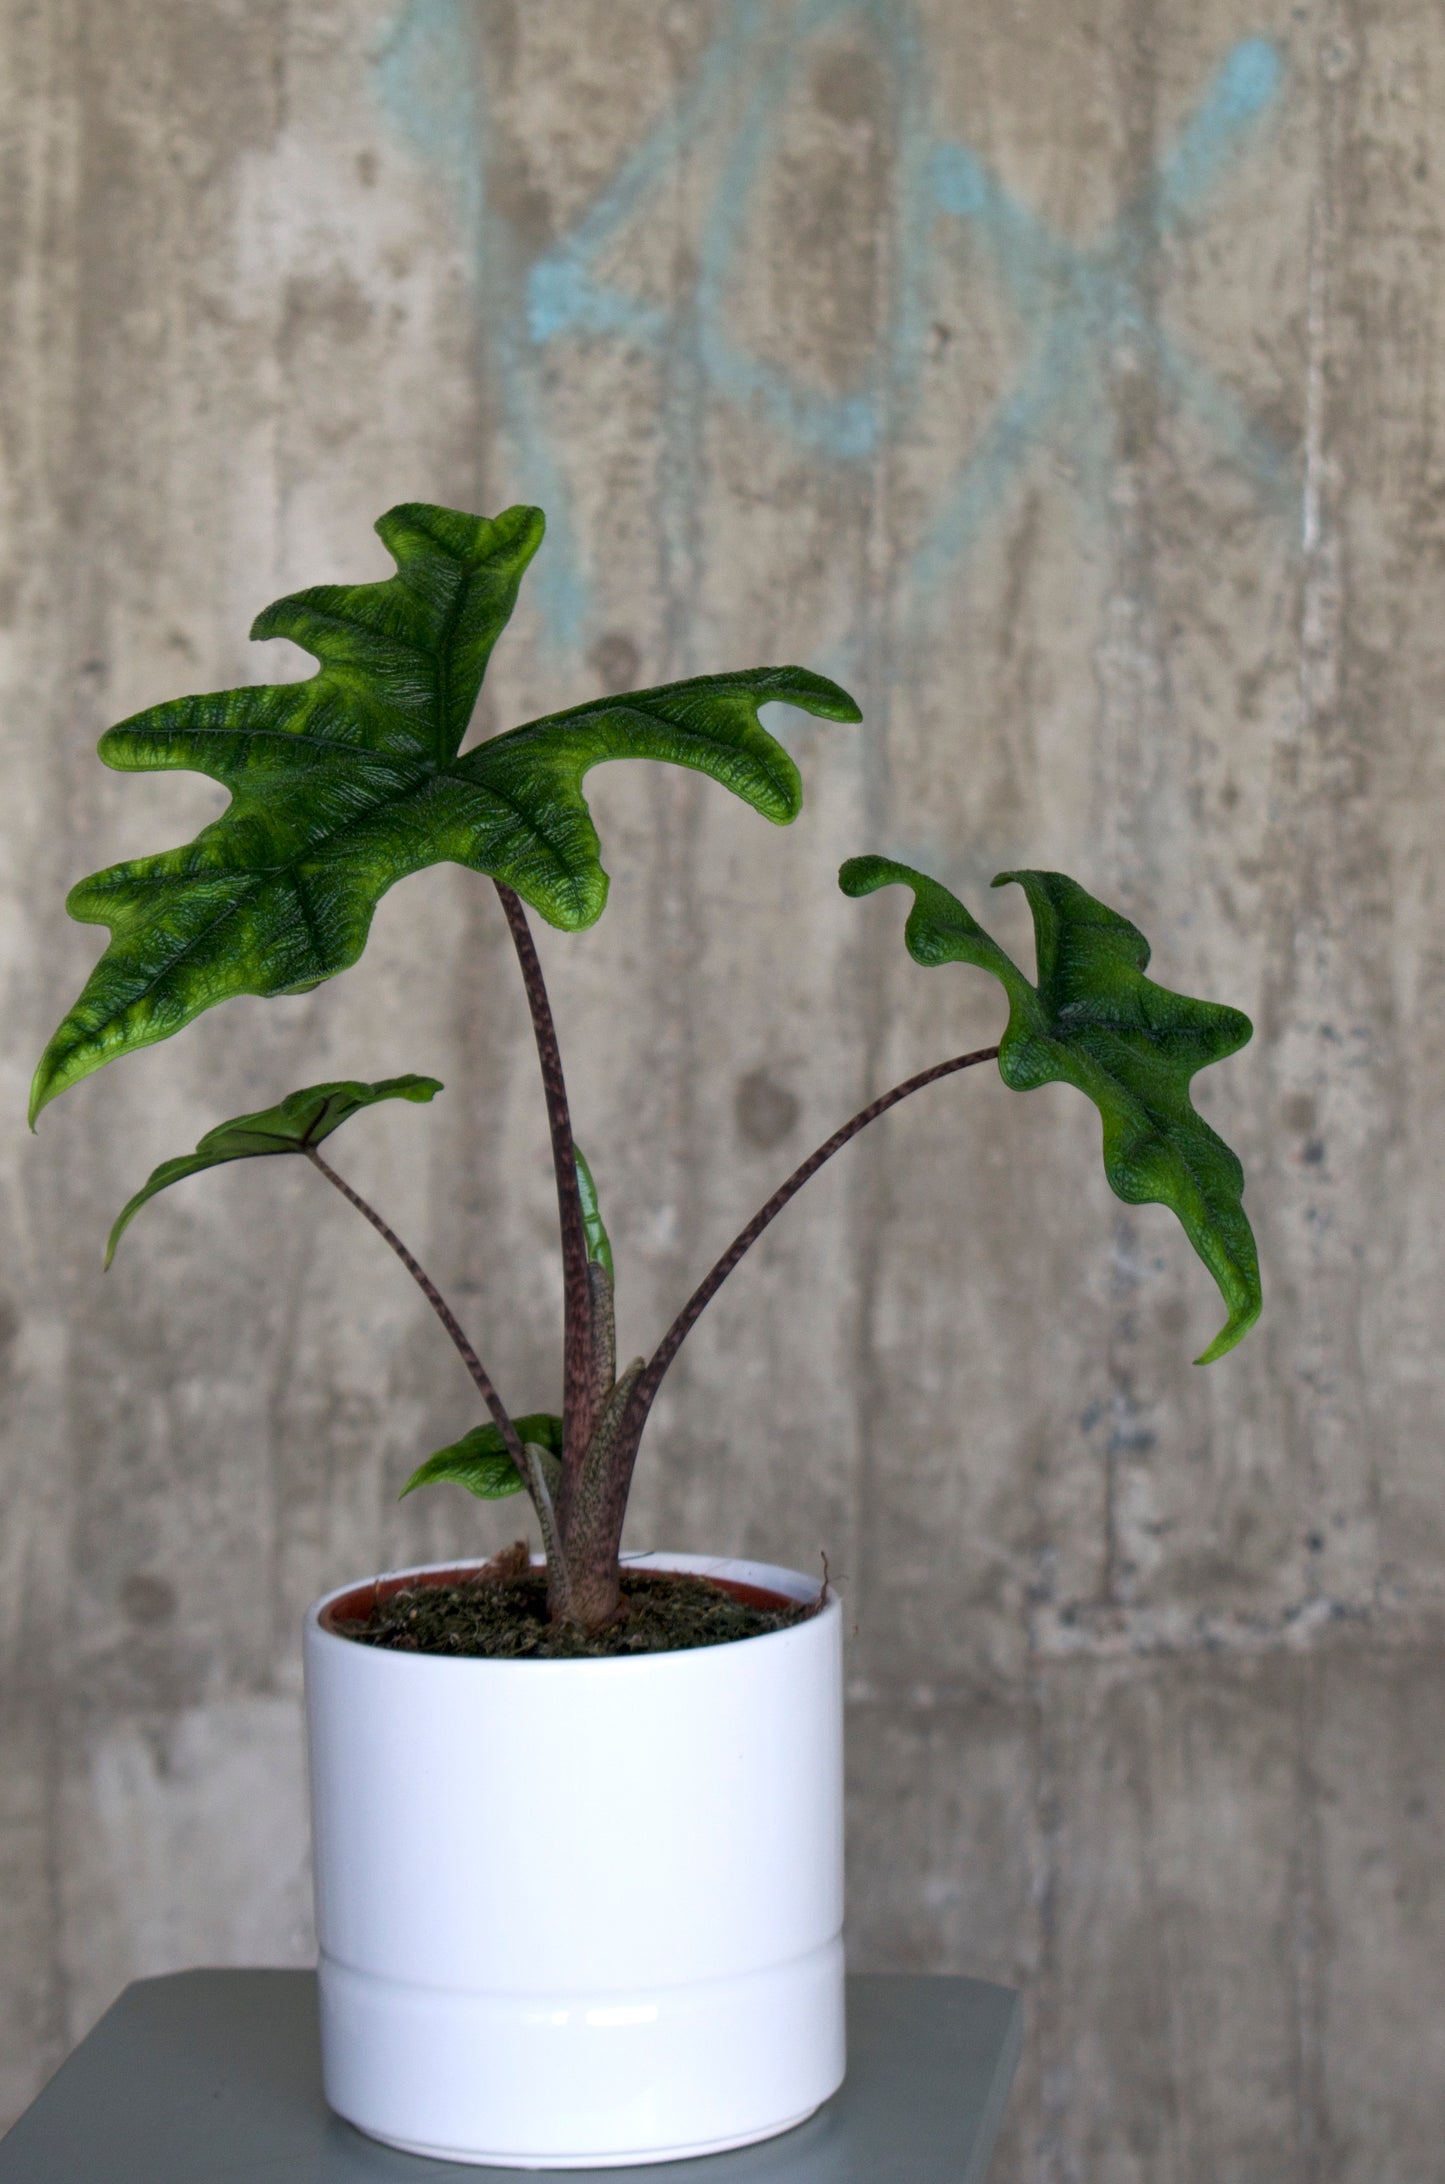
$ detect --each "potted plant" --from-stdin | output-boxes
[32,502,1261,2168]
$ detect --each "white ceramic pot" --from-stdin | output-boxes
[303,1550,844,2169]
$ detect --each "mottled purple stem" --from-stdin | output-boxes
[305,1145,526,1473]
[494,883,595,1486]
[596,1044,1003,1545]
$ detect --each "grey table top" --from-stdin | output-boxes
[0,1970,1021,2183]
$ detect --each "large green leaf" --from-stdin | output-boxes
[105,1074,441,1266]
[32,502,861,1121]
[398,1413,564,1503]
[840,856,1260,1363]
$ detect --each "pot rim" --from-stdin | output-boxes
[306,1549,838,1672]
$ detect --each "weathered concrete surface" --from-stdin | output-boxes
[3,1,1443,2174]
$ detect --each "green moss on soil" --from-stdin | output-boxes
[334,1561,817,1659]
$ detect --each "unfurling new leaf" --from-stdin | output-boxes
[840,856,1260,1363]
[574,1147,613,1279]
[574,1145,618,1404]
[398,1414,564,1504]
[105,1075,442,1266]
[31,500,860,1121]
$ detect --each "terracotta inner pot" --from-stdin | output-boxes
[319,1563,798,1634]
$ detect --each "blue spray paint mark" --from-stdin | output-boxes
[376,0,588,646]
[524,0,772,350]
[913,40,1291,593]
[690,0,933,461]
[1155,37,1285,217]
[520,0,932,467]
[375,6,1287,642]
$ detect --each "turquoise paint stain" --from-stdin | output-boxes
[1155,38,1285,218]
[522,0,931,464]
[524,0,772,349]
[526,258,667,347]
[376,0,587,647]
[914,38,1290,595]
[375,6,1287,630]
[693,15,880,460]
[375,0,940,631]
[689,0,933,461]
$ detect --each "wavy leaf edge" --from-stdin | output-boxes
[840,853,1261,1364]
[105,1073,442,1266]
[31,500,862,1123]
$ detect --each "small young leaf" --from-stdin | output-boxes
[31,500,861,1120]
[573,1146,613,1279]
[841,856,1260,1363]
[106,1074,441,1266]
[398,1414,564,1502]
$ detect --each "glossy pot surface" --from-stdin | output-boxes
[304,1551,844,2168]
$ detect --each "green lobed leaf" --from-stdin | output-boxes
[31,501,860,1121]
[573,1146,613,1279]
[105,1074,441,1267]
[398,1413,564,1503]
[840,856,1260,1364]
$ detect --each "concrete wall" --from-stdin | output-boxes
[3,1,1442,2174]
